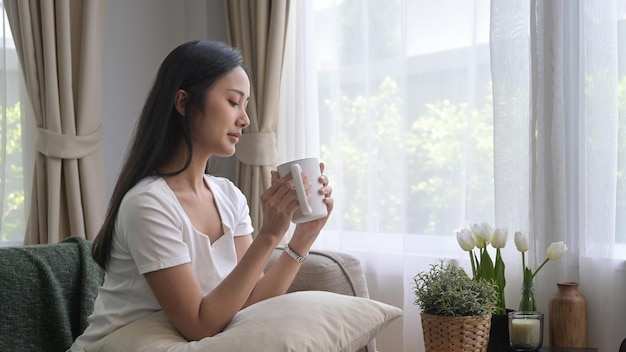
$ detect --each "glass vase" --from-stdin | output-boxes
[518,280,536,312]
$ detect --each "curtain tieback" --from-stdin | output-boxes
[235,132,278,166]
[36,125,103,159]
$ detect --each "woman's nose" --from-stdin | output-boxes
[239,109,250,128]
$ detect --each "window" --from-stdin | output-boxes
[291,1,626,350]
[1,2,30,245]
[312,0,494,245]
[309,0,626,252]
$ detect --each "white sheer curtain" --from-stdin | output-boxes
[572,0,624,349]
[492,1,626,351]
[286,0,625,351]
[278,1,321,163]
[288,1,496,350]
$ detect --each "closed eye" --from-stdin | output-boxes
[228,100,238,107]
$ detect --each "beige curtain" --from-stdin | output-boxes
[225,0,290,236]
[5,0,107,244]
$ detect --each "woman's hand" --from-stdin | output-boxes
[240,164,332,307]
[293,162,333,237]
[258,169,312,240]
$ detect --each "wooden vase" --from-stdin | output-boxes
[549,281,587,347]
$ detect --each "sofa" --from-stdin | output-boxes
[0,237,401,352]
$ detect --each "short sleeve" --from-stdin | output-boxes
[116,190,191,274]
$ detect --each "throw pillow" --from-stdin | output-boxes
[85,290,402,352]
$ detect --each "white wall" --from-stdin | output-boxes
[102,0,229,198]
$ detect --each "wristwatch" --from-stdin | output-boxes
[284,243,308,263]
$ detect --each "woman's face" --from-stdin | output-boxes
[191,66,250,157]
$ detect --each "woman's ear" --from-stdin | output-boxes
[174,89,188,116]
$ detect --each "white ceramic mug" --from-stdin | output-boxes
[276,157,328,224]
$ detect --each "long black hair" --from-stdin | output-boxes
[92,41,244,269]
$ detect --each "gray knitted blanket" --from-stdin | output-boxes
[0,236,104,352]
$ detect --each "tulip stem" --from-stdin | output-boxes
[531,258,550,280]
[469,251,477,278]
[521,251,527,282]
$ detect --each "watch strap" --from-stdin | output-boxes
[284,243,308,263]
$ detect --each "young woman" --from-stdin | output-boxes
[70,40,333,351]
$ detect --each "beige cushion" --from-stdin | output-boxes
[85,291,402,352]
[267,249,374,352]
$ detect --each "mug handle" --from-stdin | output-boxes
[290,164,312,216]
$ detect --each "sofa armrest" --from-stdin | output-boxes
[266,248,376,352]
[268,248,369,298]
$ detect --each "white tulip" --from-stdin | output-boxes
[471,222,492,248]
[514,231,529,252]
[491,228,508,249]
[546,241,568,260]
[456,228,475,251]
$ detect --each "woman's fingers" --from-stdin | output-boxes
[261,171,314,224]
[268,171,312,199]
[322,185,332,198]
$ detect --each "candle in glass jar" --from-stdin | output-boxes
[510,318,541,347]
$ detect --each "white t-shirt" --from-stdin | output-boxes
[70,175,254,351]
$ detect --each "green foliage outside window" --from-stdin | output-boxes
[0,102,25,242]
[320,77,494,236]
[320,75,626,241]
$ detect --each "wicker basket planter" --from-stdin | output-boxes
[421,313,492,352]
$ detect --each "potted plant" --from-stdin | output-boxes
[456,222,510,352]
[456,224,569,351]
[413,259,498,352]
